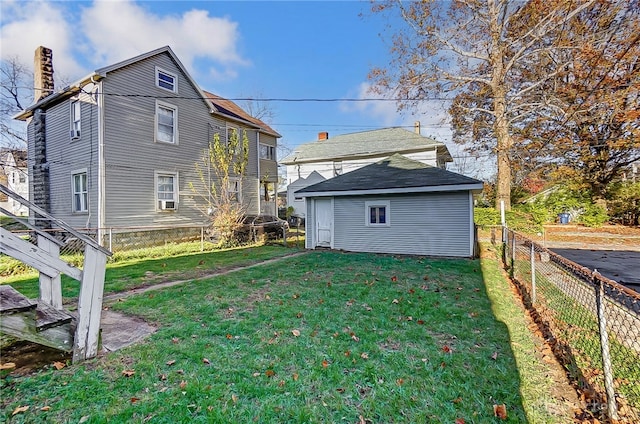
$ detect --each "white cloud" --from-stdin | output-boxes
[79,1,247,79]
[0,0,247,84]
[0,1,82,80]
[342,81,453,142]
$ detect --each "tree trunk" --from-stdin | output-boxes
[495,104,512,211]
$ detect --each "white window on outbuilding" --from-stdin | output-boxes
[156,67,177,93]
[156,171,178,210]
[72,170,88,213]
[365,200,390,227]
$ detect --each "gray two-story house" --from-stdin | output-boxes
[14,46,280,244]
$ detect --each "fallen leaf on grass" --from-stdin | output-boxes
[40,406,51,411]
[171,337,180,344]
[442,345,452,353]
[455,418,466,424]
[494,404,508,419]
[322,360,329,368]
[452,397,463,404]
[53,361,66,370]
[265,369,275,377]
[392,298,399,304]
[12,405,29,416]
[360,352,369,359]
[122,369,136,377]
[278,380,285,387]
[252,372,261,377]
[226,334,233,339]
[179,380,187,389]
[203,358,211,365]
[391,276,398,282]
[336,387,345,393]
[396,378,404,385]
[131,397,140,403]
[1,362,16,370]
[491,351,499,360]
[291,329,301,337]
[293,373,299,381]
[296,312,303,318]
[166,360,176,366]
[159,374,167,381]
[351,334,360,342]
[79,416,89,423]
[231,394,238,403]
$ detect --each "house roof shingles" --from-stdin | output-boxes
[280,127,452,164]
[296,154,482,196]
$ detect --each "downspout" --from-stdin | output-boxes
[256,132,261,214]
[95,78,106,246]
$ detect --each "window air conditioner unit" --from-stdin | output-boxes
[159,200,176,210]
[70,130,80,139]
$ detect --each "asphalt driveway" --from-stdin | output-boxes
[550,248,640,293]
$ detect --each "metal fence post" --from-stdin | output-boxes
[594,271,619,420]
[510,231,516,278]
[530,243,536,305]
[201,227,204,252]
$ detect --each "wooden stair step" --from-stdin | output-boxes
[36,303,74,331]
[0,285,36,314]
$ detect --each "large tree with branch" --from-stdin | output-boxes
[368,0,602,210]
[513,1,640,199]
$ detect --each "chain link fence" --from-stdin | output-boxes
[499,228,640,422]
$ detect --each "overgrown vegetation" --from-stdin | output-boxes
[190,128,250,248]
[1,250,572,423]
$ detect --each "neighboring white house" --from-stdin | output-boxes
[280,125,453,217]
[0,149,29,216]
[296,154,483,258]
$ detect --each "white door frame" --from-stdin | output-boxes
[314,197,333,248]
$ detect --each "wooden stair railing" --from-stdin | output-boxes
[0,184,112,362]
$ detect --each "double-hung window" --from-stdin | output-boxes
[365,200,390,227]
[156,67,177,92]
[70,100,81,139]
[227,178,241,203]
[156,101,177,144]
[72,171,88,213]
[259,143,276,160]
[156,172,177,210]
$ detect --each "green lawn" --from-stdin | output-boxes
[1,244,299,301]
[1,249,568,423]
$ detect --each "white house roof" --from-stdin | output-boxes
[296,154,482,197]
[280,127,452,165]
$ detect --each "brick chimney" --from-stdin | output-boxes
[318,131,329,141]
[34,46,54,101]
[414,121,421,134]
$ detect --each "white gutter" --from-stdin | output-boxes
[297,183,484,198]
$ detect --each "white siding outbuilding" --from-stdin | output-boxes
[297,154,483,258]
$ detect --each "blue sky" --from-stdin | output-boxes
[1,0,482,176]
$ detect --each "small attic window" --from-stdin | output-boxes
[156,67,177,93]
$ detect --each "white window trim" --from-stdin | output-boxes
[70,100,81,140]
[155,171,179,211]
[228,177,242,203]
[365,200,390,227]
[71,168,88,213]
[259,143,276,160]
[155,66,177,93]
[155,100,178,145]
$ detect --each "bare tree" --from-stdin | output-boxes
[368,0,602,210]
[0,56,31,148]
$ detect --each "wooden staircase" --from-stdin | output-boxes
[0,184,111,362]
[1,285,74,351]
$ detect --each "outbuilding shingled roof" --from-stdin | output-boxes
[280,127,452,164]
[296,154,482,196]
